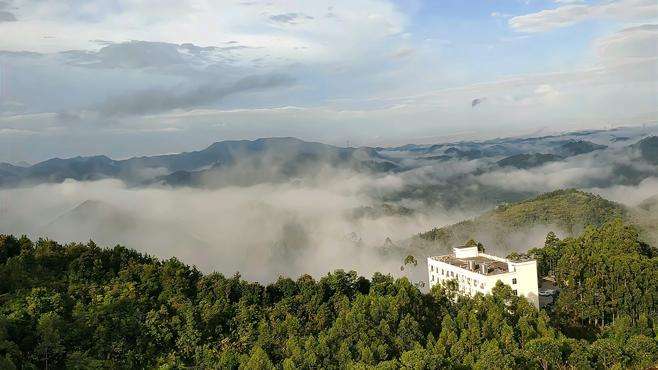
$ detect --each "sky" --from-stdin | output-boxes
[0,0,656,163]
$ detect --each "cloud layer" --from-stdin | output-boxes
[509,0,658,33]
[0,0,656,163]
[0,173,453,282]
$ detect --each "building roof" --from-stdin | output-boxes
[429,254,510,276]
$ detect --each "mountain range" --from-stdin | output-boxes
[0,137,398,188]
[2,127,656,190]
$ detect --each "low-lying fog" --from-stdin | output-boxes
[0,170,465,282]
[1,147,657,283]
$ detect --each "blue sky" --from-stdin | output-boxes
[0,0,656,162]
[405,1,609,80]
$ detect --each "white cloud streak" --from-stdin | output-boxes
[509,0,658,33]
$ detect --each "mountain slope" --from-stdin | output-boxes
[556,140,607,156]
[496,153,563,169]
[0,163,26,187]
[630,193,658,246]
[0,137,399,188]
[631,136,658,164]
[24,155,121,183]
[124,137,357,172]
[148,140,399,187]
[125,137,397,176]
[39,199,214,263]
[413,189,628,255]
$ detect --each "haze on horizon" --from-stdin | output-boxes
[0,0,657,163]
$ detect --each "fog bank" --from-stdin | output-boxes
[0,174,459,282]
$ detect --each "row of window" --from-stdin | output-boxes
[432,275,520,296]
[430,272,485,290]
[430,265,457,278]
[431,264,484,289]
[430,264,518,286]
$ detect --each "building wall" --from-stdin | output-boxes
[508,260,539,307]
[427,257,539,308]
[454,246,478,259]
[428,258,492,296]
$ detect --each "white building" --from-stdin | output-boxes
[427,245,539,307]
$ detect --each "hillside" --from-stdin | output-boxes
[415,189,627,254]
[150,145,398,187]
[630,193,658,246]
[41,200,139,240]
[2,129,656,192]
[638,194,658,212]
[0,221,656,369]
[39,199,214,264]
[632,135,658,164]
[496,153,563,169]
[24,155,120,183]
[556,140,607,156]
[0,138,398,188]
[0,163,26,187]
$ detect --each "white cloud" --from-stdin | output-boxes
[534,84,560,99]
[0,1,656,161]
[2,22,657,162]
[509,0,658,33]
[491,12,512,19]
[596,24,658,67]
[0,0,406,66]
[589,177,658,206]
[0,175,451,280]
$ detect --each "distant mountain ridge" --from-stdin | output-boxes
[1,131,656,189]
[496,153,564,169]
[0,137,399,188]
[556,140,607,156]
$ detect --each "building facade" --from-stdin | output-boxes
[427,245,539,307]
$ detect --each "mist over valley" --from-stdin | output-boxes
[3,2,658,367]
[2,126,657,282]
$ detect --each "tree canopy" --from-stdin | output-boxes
[0,220,656,369]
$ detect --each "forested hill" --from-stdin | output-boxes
[0,220,657,368]
[417,189,627,250]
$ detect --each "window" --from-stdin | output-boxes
[513,290,518,295]
[512,278,517,284]
[431,265,434,272]
[441,269,444,275]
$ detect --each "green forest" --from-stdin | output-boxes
[419,190,628,247]
[1,219,657,369]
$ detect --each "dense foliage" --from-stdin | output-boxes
[523,220,658,329]
[1,220,657,369]
[419,189,627,246]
